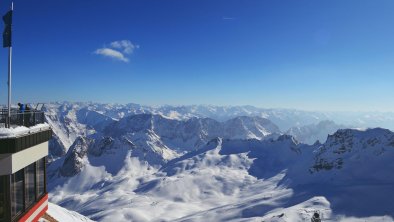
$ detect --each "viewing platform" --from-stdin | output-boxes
[0,106,46,129]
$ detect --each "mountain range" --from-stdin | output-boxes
[44,102,394,158]
[43,102,394,221]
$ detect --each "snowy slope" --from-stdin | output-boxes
[48,128,394,222]
[42,202,94,222]
[44,103,89,160]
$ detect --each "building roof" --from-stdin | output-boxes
[0,123,50,139]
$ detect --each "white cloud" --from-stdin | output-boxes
[94,40,139,62]
[110,40,140,54]
[94,48,129,62]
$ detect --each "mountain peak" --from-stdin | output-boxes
[60,136,91,177]
[277,134,299,145]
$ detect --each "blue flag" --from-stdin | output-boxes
[3,10,12,48]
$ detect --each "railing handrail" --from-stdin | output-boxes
[0,109,44,114]
[0,109,46,128]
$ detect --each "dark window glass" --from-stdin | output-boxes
[11,169,24,218]
[25,163,36,207]
[37,158,45,197]
[0,176,6,222]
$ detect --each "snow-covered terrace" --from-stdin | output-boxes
[0,123,51,139]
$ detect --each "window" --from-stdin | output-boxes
[4,158,47,220]
[11,169,24,218]
[36,158,45,197]
[25,163,36,207]
[0,176,6,222]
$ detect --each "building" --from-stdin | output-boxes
[0,108,52,222]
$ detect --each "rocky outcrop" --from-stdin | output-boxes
[60,136,92,177]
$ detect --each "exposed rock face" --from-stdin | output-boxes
[88,136,115,156]
[48,133,66,160]
[60,136,92,177]
[309,128,394,181]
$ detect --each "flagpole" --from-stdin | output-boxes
[6,2,13,128]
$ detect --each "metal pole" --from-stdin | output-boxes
[6,3,13,128]
[7,46,12,128]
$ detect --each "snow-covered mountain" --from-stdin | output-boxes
[45,103,282,157]
[48,113,281,178]
[104,114,281,151]
[43,102,394,221]
[45,101,394,132]
[44,102,394,156]
[47,127,394,221]
[45,103,90,160]
[286,120,348,144]
[309,128,394,182]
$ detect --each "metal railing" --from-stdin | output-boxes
[0,108,45,128]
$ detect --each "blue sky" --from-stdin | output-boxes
[0,0,393,111]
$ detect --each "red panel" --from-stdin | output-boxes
[31,205,48,222]
[18,194,48,222]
